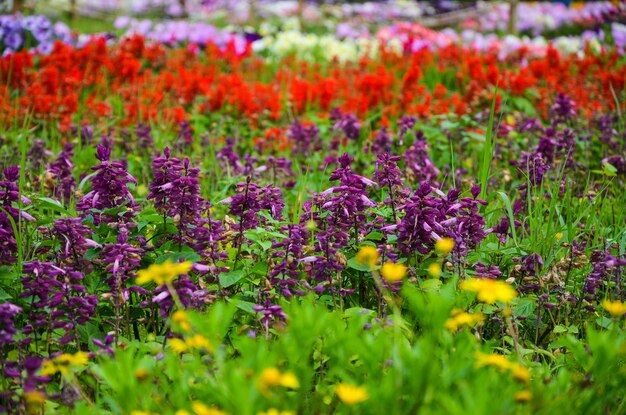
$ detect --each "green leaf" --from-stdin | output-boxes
[156,252,201,264]
[365,231,384,241]
[347,257,374,272]
[34,197,69,215]
[219,270,246,288]
[419,279,442,291]
[229,298,257,314]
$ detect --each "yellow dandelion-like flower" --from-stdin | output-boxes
[172,310,192,332]
[136,260,192,285]
[510,363,531,384]
[42,352,90,376]
[131,411,158,415]
[55,351,89,367]
[336,383,369,405]
[514,390,532,403]
[435,238,455,256]
[601,299,626,318]
[191,402,226,415]
[175,411,191,415]
[134,368,150,381]
[356,246,379,268]
[186,334,213,352]
[461,278,517,304]
[257,368,299,396]
[40,360,58,376]
[444,311,485,332]
[278,372,300,389]
[474,352,512,372]
[428,262,442,278]
[380,262,407,282]
[169,338,188,354]
[24,390,46,414]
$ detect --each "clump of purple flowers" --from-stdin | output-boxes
[0,166,35,264]
[0,302,21,348]
[288,119,320,156]
[77,145,138,224]
[45,144,76,205]
[403,130,439,185]
[331,108,361,141]
[20,261,98,346]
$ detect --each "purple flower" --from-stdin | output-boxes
[253,299,287,335]
[0,302,21,347]
[135,123,154,149]
[4,30,23,51]
[375,153,407,222]
[77,145,138,224]
[46,144,76,205]
[331,108,361,141]
[0,166,34,264]
[216,138,243,175]
[549,93,577,124]
[20,261,98,346]
[370,128,393,154]
[288,119,320,156]
[403,130,439,185]
[269,224,309,297]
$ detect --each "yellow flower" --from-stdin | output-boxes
[191,402,226,415]
[474,352,512,372]
[444,311,485,332]
[24,390,46,414]
[460,278,517,304]
[601,299,626,318]
[175,411,191,415]
[356,246,379,268]
[257,368,300,396]
[169,338,188,354]
[278,372,300,389]
[428,262,442,278]
[40,360,58,376]
[131,411,158,415]
[172,310,192,332]
[186,334,213,352]
[510,363,531,384]
[380,262,407,282]
[136,260,192,285]
[555,232,563,241]
[514,390,532,403]
[55,351,89,367]
[336,383,369,405]
[41,352,90,376]
[134,368,150,381]
[435,238,455,256]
